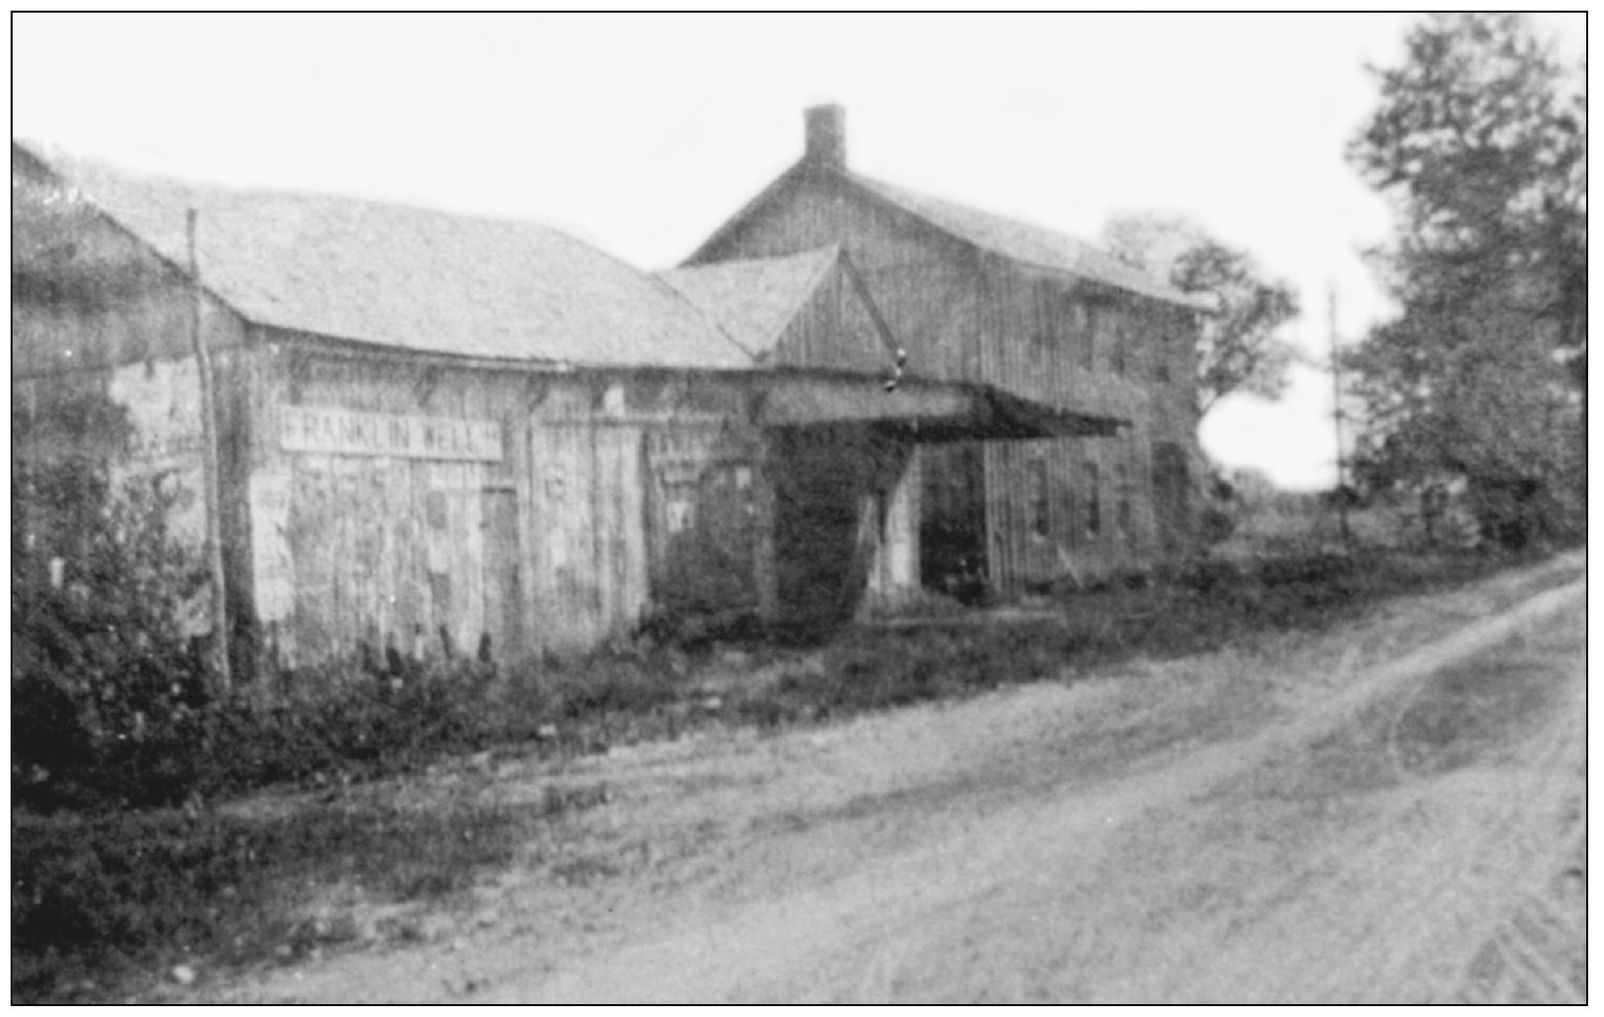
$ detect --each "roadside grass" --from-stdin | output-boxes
[10,788,610,1003]
[10,546,1571,1002]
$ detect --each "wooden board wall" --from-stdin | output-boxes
[770,260,894,375]
[974,256,1192,590]
[251,354,804,666]
[688,173,986,386]
[527,420,648,651]
[251,343,529,668]
[682,169,1204,594]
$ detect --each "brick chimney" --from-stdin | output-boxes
[804,105,846,170]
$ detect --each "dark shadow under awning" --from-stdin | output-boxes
[754,373,1125,442]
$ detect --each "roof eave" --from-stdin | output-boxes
[835,171,1206,312]
[754,369,1127,440]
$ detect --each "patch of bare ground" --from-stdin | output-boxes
[186,552,1582,1003]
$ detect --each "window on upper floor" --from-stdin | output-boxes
[1080,305,1099,372]
[1027,455,1050,538]
[1115,461,1133,542]
[1154,330,1172,383]
[1079,459,1101,539]
[1112,321,1129,377]
[1030,281,1060,365]
[1152,442,1191,553]
[1028,330,1049,364]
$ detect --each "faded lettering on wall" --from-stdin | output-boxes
[280,405,504,462]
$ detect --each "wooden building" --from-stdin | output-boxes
[12,141,1115,674]
[686,107,1211,594]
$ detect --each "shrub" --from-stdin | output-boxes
[801,622,1070,718]
[12,392,215,812]
[549,655,681,719]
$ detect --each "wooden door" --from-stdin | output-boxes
[771,426,870,632]
[646,426,762,617]
[529,423,648,651]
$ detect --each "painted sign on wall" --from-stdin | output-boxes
[108,357,206,546]
[279,406,503,462]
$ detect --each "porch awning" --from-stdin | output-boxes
[754,372,1125,442]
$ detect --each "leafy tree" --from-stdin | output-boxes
[1103,213,1301,416]
[1344,13,1585,547]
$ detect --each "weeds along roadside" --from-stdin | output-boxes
[10,545,1569,1002]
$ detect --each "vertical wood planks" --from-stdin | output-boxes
[526,414,650,653]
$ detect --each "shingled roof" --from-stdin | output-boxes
[847,174,1210,310]
[15,141,749,370]
[686,109,1210,312]
[656,246,844,358]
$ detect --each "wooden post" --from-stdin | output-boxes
[1328,284,1353,553]
[188,209,231,693]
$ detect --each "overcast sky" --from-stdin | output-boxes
[12,13,1586,490]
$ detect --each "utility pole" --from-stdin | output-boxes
[1328,283,1353,552]
[188,209,231,693]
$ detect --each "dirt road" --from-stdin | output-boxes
[218,555,1586,1003]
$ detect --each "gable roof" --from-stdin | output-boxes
[847,174,1212,310]
[688,160,1210,312]
[656,246,859,360]
[14,140,750,370]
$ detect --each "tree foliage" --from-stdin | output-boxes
[1102,213,1301,416]
[1344,13,1585,547]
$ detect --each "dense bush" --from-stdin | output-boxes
[12,393,214,812]
[200,657,513,792]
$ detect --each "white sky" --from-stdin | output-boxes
[11,13,1586,491]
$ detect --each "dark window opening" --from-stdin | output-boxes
[1032,282,1064,365]
[1028,457,1050,538]
[1080,460,1101,538]
[1152,442,1191,552]
[1029,331,1049,364]
[1080,305,1098,371]
[1116,462,1133,541]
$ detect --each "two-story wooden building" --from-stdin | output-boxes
[686,107,1209,595]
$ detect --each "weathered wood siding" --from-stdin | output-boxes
[528,420,646,651]
[251,355,832,665]
[770,260,894,375]
[250,345,509,667]
[690,169,1202,593]
[973,256,1199,588]
[253,350,706,665]
[689,172,987,386]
